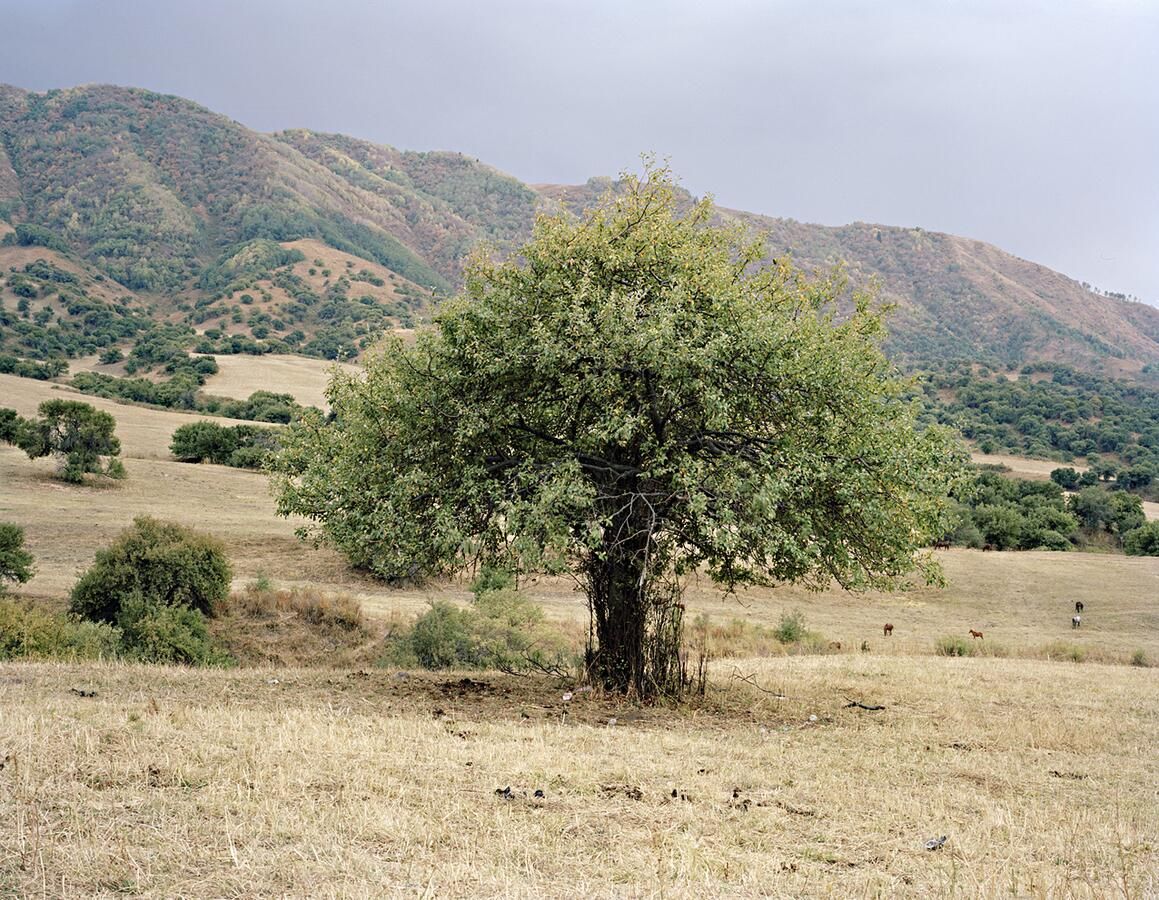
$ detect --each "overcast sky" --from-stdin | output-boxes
[2,0,1156,303]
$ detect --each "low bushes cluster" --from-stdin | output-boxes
[381,569,578,674]
[170,420,280,468]
[0,599,121,661]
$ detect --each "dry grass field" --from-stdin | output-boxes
[2,657,1156,898]
[201,354,359,411]
[2,368,1158,897]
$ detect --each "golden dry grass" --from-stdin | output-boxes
[1,657,1156,898]
[200,354,358,411]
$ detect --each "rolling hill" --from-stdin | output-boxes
[1,82,1157,377]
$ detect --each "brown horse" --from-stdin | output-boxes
[969,629,984,640]
[883,623,894,637]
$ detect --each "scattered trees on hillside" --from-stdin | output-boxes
[0,523,34,594]
[1,400,125,482]
[271,166,963,699]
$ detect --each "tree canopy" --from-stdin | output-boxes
[271,167,964,697]
[1,400,125,482]
[0,523,35,593]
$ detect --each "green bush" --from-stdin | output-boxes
[0,523,35,593]
[1130,649,1150,668]
[1123,522,1159,556]
[388,600,481,669]
[382,591,576,674]
[774,609,808,644]
[70,517,232,623]
[470,565,514,597]
[115,594,231,666]
[0,599,121,661]
[935,635,976,657]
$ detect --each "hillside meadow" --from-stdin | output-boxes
[2,366,1158,897]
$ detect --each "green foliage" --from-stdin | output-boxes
[1068,486,1143,536]
[1130,649,1150,668]
[3,223,70,252]
[0,523,35,593]
[470,565,515,598]
[4,399,124,482]
[198,240,306,291]
[69,516,232,624]
[773,609,808,644]
[382,591,575,674]
[0,599,121,661]
[923,364,1159,475]
[115,594,231,666]
[273,165,964,697]
[170,420,279,467]
[387,601,480,669]
[948,470,1078,550]
[1050,467,1080,490]
[1123,522,1159,556]
[0,340,70,370]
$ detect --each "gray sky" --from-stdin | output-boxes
[2,0,1156,303]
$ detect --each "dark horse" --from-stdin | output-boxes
[1075,601,1084,614]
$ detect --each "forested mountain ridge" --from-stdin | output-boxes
[1,82,1157,377]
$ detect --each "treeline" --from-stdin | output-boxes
[946,469,1156,554]
[72,370,305,424]
[0,354,67,379]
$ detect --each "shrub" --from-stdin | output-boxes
[774,609,808,644]
[116,594,231,666]
[70,517,232,623]
[0,523,35,593]
[470,565,514,597]
[4,400,124,483]
[382,592,577,675]
[390,600,481,669]
[1130,649,1150,668]
[935,635,975,657]
[0,599,121,661]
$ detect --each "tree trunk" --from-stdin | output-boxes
[584,536,685,699]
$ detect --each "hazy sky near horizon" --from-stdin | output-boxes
[2,0,1156,303]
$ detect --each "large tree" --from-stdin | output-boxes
[271,168,963,698]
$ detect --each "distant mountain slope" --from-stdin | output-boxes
[1,82,1157,376]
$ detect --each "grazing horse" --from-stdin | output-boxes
[883,623,894,637]
[1075,601,1084,614]
[969,629,984,640]
[933,539,951,550]
[1072,615,1081,629]
[982,543,995,552]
